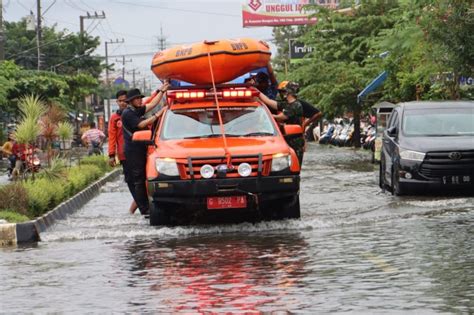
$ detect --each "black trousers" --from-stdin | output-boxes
[122,152,149,214]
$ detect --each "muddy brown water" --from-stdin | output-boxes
[1,144,473,313]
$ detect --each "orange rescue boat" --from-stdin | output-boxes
[151,38,271,85]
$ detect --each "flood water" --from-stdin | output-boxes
[1,144,473,313]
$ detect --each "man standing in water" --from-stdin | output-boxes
[257,81,305,165]
[121,82,169,215]
[108,90,137,214]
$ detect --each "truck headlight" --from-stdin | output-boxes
[200,164,215,179]
[400,149,425,162]
[238,163,252,177]
[271,153,291,172]
[155,158,179,176]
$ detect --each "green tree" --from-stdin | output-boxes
[272,26,309,77]
[379,0,474,101]
[4,19,103,77]
[0,61,99,116]
[290,0,400,146]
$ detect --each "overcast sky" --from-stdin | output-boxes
[4,0,274,89]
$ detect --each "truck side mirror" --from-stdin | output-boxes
[284,124,303,136]
[132,130,153,145]
[386,126,397,138]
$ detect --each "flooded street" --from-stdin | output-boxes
[1,144,473,313]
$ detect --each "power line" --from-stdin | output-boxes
[6,32,73,58]
[64,0,86,12]
[79,0,95,11]
[111,0,240,18]
[42,0,57,15]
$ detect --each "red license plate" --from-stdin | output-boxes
[207,196,247,210]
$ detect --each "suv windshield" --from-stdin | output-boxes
[161,106,277,140]
[403,107,474,136]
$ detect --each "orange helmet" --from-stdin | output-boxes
[277,81,299,95]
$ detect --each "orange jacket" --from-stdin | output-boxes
[108,111,126,161]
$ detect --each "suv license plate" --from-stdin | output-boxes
[207,196,247,210]
[442,175,471,185]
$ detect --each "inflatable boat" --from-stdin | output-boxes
[151,38,271,85]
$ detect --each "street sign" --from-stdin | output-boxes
[289,39,314,59]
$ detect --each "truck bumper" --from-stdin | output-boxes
[148,175,300,210]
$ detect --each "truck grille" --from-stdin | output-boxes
[179,155,270,180]
[419,150,474,179]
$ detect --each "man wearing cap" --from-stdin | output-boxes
[257,81,305,165]
[121,82,170,215]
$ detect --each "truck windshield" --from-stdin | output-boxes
[161,106,277,140]
[403,107,474,136]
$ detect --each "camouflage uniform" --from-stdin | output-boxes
[278,100,305,165]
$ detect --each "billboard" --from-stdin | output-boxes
[242,0,318,27]
[289,39,314,59]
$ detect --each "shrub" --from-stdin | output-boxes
[57,121,74,141]
[0,210,30,223]
[0,183,29,216]
[23,178,66,217]
[80,155,111,173]
[66,164,103,195]
[23,180,50,217]
[38,157,67,181]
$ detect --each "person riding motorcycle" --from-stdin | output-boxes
[81,122,106,155]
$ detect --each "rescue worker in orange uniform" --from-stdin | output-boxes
[108,90,138,214]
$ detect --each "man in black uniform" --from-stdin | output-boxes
[121,82,169,215]
[301,100,323,141]
[258,81,305,165]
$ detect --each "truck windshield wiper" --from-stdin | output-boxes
[242,132,274,137]
[184,134,223,139]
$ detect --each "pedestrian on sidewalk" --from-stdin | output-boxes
[121,82,169,215]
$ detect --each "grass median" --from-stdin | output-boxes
[0,155,113,223]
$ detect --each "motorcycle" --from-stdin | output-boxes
[10,151,41,181]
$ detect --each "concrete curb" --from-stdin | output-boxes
[0,168,121,246]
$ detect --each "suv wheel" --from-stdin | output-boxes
[150,202,172,226]
[378,161,384,190]
[391,166,405,196]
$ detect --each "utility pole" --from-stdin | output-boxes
[80,11,105,55]
[105,38,124,122]
[157,25,167,50]
[127,69,140,87]
[115,56,132,80]
[80,11,106,35]
[36,0,41,70]
[0,0,4,61]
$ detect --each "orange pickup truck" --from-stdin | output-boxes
[133,85,302,226]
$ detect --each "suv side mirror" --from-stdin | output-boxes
[284,124,303,136]
[386,126,398,138]
[132,130,154,145]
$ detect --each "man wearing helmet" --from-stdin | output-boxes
[257,81,305,165]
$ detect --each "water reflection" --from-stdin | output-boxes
[123,233,310,312]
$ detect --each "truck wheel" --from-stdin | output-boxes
[277,195,301,220]
[150,203,172,226]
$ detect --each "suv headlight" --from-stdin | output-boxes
[400,149,425,161]
[155,158,179,176]
[271,153,291,172]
